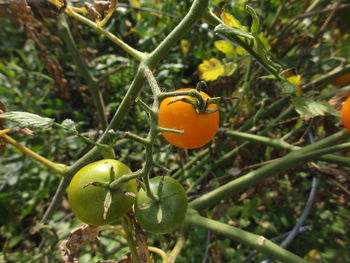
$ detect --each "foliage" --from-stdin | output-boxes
[1,0,350,262]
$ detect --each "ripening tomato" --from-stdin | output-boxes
[341,97,350,133]
[68,159,137,226]
[135,176,188,234]
[331,73,350,87]
[158,88,219,149]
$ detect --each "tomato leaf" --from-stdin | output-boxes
[1,111,54,130]
[61,119,76,131]
[214,24,254,40]
[291,96,339,120]
[245,5,260,35]
[280,80,298,94]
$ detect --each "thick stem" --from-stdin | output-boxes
[224,130,350,167]
[121,217,141,263]
[147,0,209,68]
[189,130,349,211]
[185,212,308,263]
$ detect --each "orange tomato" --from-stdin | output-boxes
[331,73,350,87]
[341,97,350,133]
[158,88,219,149]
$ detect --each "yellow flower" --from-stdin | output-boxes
[197,58,225,81]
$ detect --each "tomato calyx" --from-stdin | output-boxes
[167,96,220,114]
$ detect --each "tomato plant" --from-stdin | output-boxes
[341,96,350,133]
[158,88,219,149]
[135,176,188,234]
[68,159,137,226]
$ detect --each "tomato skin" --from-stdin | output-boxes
[158,88,219,149]
[341,97,350,133]
[68,159,137,226]
[135,176,188,234]
[331,73,350,87]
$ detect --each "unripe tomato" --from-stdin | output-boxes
[331,72,350,87]
[68,159,137,226]
[135,176,188,234]
[341,97,350,133]
[158,88,219,149]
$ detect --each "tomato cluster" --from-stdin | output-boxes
[68,160,188,233]
[158,88,219,149]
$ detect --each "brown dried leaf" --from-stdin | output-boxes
[328,90,350,110]
[8,0,70,99]
[129,210,153,263]
[60,224,99,262]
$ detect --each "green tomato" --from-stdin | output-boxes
[68,159,137,226]
[135,176,188,234]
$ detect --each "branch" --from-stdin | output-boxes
[189,130,349,211]
[185,212,308,263]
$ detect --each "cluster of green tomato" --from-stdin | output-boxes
[68,89,219,233]
[68,159,188,234]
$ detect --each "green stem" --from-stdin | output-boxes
[121,217,141,263]
[42,175,71,222]
[57,15,109,131]
[185,212,308,263]
[189,130,349,210]
[303,64,350,92]
[225,130,350,167]
[238,96,290,131]
[147,0,209,68]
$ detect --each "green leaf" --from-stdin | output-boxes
[214,24,254,40]
[223,62,238,76]
[280,80,298,94]
[291,96,339,120]
[245,5,260,35]
[260,74,277,80]
[61,119,76,131]
[1,111,54,129]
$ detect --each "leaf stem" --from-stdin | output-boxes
[0,133,67,174]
